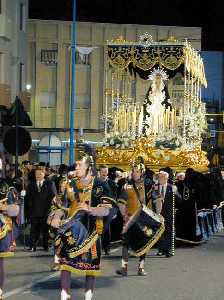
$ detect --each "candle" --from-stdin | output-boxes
[167,109,170,129]
[126,105,129,135]
[123,105,126,134]
[132,105,136,133]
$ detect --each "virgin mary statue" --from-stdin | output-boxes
[139,68,172,136]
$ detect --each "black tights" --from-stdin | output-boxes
[122,245,145,264]
[61,271,96,298]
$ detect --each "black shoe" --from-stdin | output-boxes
[165,252,173,258]
[28,246,36,252]
[116,267,127,277]
[104,249,110,256]
[138,268,147,276]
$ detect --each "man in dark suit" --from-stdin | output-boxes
[25,166,56,251]
[98,165,118,255]
[152,171,181,257]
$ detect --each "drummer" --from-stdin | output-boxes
[0,180,20,300]
[116,162,151,277]
[49,145,117,300]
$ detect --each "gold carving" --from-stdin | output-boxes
[96,138,209,172]
[109,36,128,44]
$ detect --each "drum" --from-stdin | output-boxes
[123,204,165,256]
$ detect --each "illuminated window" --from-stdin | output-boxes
[39,92,56,108]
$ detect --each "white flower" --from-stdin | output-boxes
[124,141,129,147]
[164,155,170,161]
[155,150,161,157]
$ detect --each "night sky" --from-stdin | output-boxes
[29,0,224,51]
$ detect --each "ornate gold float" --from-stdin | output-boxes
[96,35,209,172]
[96,138,208,172]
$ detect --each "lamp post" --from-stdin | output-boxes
[69,0,76,165]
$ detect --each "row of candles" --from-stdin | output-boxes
[147,107,179,135]
[112,103,180,136]
[113,103,141,135]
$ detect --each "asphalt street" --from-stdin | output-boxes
[3,232,224,300]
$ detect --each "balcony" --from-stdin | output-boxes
[41,50,58,65]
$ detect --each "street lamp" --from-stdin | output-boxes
[26,83,32,91]
[69,0,76,166]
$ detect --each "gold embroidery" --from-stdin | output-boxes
[96,218,104,235]
[67,236,76,245]
[91,243,98,259]
[143,226,153,237]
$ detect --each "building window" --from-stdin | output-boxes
[20,3,26,31]
[76,95,90,109]
[37,135,64,166]
[75,51,90,65]
[40,92,56,108]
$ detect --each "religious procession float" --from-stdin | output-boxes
[96,34,209,171]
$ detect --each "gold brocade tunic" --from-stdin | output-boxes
[125,179,146,216]
[66,178,94,218]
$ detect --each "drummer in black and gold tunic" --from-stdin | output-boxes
[0,180,20,300]
[48,146,116,300]
[116,162,153,277]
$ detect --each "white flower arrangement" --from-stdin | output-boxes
[103,134,135,149]
[155,131,184,150]
[185,106,207,139]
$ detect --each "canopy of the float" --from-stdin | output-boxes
[107,37,207,87]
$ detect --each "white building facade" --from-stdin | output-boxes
[0,0,28,106]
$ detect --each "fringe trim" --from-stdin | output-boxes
[60,264,101,276]
[0,252,14,258]
[131,223,165,257]
[68,231,99,258]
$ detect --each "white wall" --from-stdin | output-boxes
[0,0,28,101]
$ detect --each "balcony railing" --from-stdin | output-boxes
[41,50,58,65]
